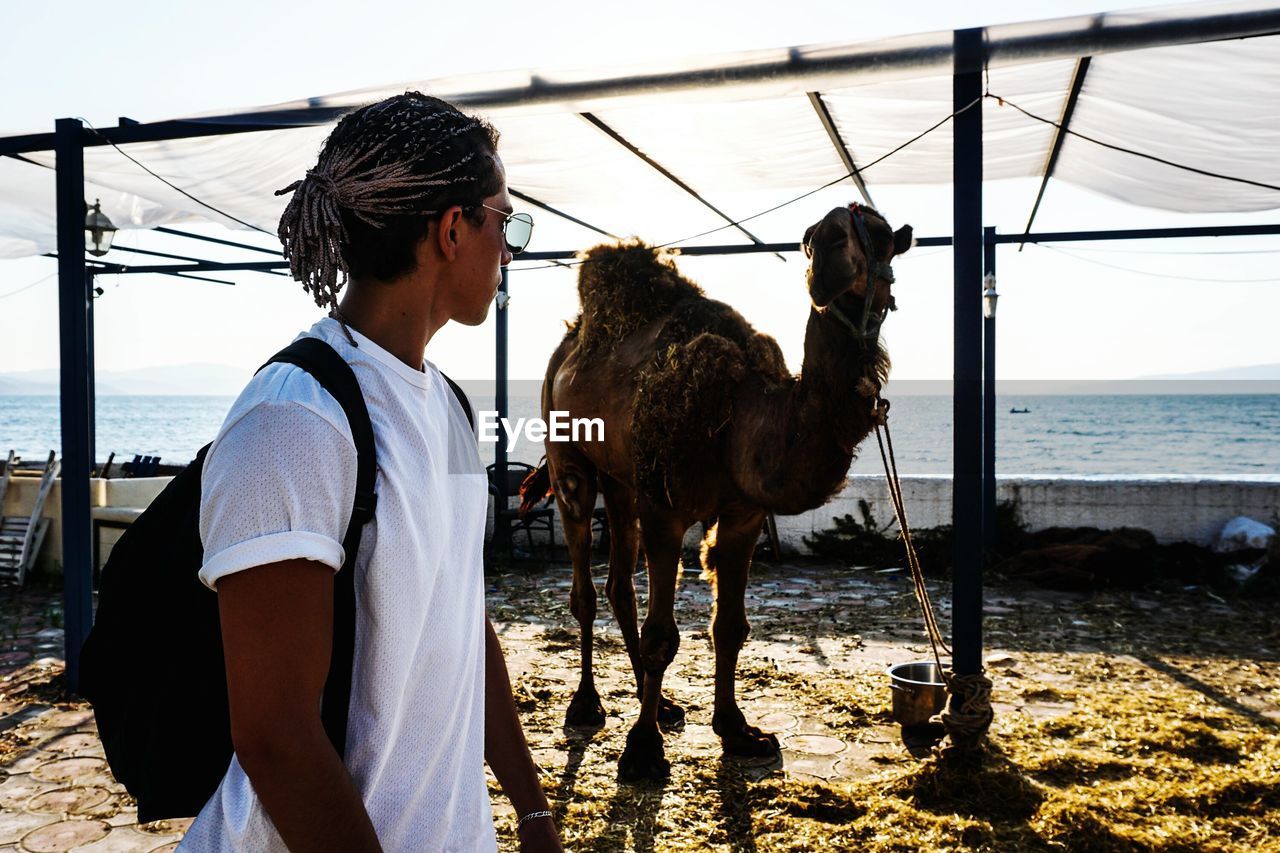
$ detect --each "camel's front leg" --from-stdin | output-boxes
[552,454,605,727]
[619,512,685,781]
[600,475,685,728]
[705,512,780,757]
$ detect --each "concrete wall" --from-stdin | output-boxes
[496,476,1280,553]
[787,476,1280,551]
[9,474,1277,575]
[3,475,171,577]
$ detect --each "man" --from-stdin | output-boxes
[179,93,560,852]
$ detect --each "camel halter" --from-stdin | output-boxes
[824,203,897,341]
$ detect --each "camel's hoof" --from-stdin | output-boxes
[721,723,781,758]
[564,687,607,728]
[618,725,670,782]
[657,696,686,729]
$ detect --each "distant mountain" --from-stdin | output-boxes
[0,376,49,395]
[1137,363,1280,381]
[0,363,251,396]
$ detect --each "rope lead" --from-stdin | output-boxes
[940,671,994,751]
[872,395,993,751]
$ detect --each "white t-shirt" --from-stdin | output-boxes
[180,317,496,852]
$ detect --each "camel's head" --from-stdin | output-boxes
[803,205,913,333]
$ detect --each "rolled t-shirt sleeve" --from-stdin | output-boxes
[198,398,359,590]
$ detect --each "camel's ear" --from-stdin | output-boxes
[801,222,817,259]
[893,224,914,256]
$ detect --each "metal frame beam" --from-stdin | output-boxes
[105,244,281,274]
[104,244,213,265]
[47,254,245,283]
[106,246,281,279]
[152,225,283,256]
[167,272,236,286]
[87,271,96,475]
[951,28,985,680]
[0,111,344,156]
[9,5,1280,161]
[1020,56,1091,245]
[493,267,511,555]
[806,92,875,207]
[982,227,997,560]
[994,223,1280,243]
[509,189,619,240]
[75,221,1280,275]
[55,119,93,692]
[578,112,784,260]
[83,260,283,275]
[6,4,1279,156]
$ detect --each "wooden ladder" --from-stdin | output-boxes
[0,451,61,588]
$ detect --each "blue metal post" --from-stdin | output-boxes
[87,272,96,470]
[55,118,93,692]
[951,30,985,677]
[493,267,510,551]
[982,228,997,560]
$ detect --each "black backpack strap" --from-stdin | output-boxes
[440,372,474,432]
[260,337,375,760]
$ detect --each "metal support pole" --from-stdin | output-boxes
[493,267,511,554]
[87,271,96,471]
[951,30,984,677]
[55,118,93,692]
[982,227,997,561]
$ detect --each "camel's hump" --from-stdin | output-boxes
[574,240,704,354]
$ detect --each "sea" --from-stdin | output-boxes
[2,392,1278,481]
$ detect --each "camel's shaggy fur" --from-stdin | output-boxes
[573,240,701,358]
[571,241,793,507]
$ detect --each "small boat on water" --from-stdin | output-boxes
[1009,407,1031,414]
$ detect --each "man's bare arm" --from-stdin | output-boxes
[218,558,381,852]
[484,617,562,851]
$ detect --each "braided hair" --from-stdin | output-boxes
[276,92,502,310]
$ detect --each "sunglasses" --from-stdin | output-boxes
[481,204,535,255]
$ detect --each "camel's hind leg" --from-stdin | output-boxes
[618,510,686,782]
[599,474,685,727]
[550,448,604,727]
[705,511,781,757]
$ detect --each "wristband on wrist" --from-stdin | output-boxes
[517,809,554,832]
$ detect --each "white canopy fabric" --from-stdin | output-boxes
[2,1,1278,259]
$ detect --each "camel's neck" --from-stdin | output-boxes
[729,305,887,514]
[796,305,887,425]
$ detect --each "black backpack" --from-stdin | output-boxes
[80,336,474,823]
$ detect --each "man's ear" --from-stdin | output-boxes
[435,205,465,261]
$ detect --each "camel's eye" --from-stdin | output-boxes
[802,241,813,259]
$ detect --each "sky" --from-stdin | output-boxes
[1,0,1277,385]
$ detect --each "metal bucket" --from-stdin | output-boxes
[887,661,947,727]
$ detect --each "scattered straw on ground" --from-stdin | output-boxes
[3,563,1277,851]
[485,562,1279,852]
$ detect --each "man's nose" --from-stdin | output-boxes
[501,246,514,266]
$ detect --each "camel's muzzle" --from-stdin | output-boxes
[824,204,897,341]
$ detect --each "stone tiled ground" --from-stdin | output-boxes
[0,595,187,852]
[2,560,1277,850]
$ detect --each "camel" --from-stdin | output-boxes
[533,204,912,781]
